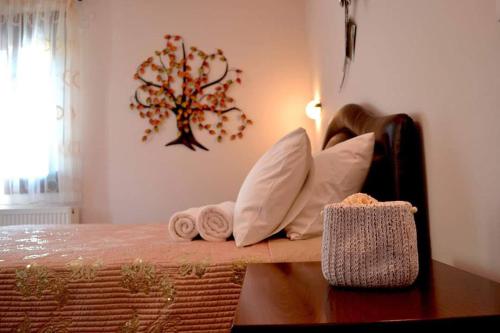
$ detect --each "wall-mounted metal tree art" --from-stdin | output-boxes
[129,35,252,151]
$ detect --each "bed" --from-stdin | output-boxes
[0,104,429,332]
[0,224,321,332]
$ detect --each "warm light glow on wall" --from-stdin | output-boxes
[306,100,322,120]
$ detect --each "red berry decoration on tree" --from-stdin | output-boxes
[130,35,252,151]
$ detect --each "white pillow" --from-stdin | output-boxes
[284,132,375,240]
[233,128,312,247]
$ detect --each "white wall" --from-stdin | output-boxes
[306,0,500,282]
[79,0,500,283]
[79,0,314,224]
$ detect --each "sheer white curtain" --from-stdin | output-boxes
[0,0,81,206]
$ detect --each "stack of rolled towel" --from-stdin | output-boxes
[168,201,235,242]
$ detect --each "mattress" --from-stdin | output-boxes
[0,224,321,332]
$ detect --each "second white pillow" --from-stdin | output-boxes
[283,132,375,240]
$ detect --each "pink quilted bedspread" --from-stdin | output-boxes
[0,224,320,332]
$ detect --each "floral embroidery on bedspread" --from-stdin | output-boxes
[230,261,247,286]
[178,261,209,278]
[121,259,158,294]
[1,259,248,333]
[118,312,140,333]
[159,275,176,307]
[11,315,31,333]
[15,264,52,298]
[10,315,71,333]
[14,259,103,308]
[119,312,180,333]
[67,257,102,280]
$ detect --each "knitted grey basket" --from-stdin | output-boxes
[321,199,419,288]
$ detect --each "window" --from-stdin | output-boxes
[0,0,80,206]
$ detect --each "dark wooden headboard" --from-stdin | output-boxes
[323,104,431,274]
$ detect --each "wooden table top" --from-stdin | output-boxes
[233,260,500,332]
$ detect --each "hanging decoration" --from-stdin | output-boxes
[339,0,357,91]
[130,35,252,151]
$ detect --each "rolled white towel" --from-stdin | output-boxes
[168,207,201,242]
[196,201,235,242]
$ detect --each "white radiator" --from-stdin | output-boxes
[0,207,79,226]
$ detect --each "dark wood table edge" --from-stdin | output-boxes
[232,260,500,332]
[232,314,500,332]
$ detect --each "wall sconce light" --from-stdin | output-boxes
[306,100,322,120]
